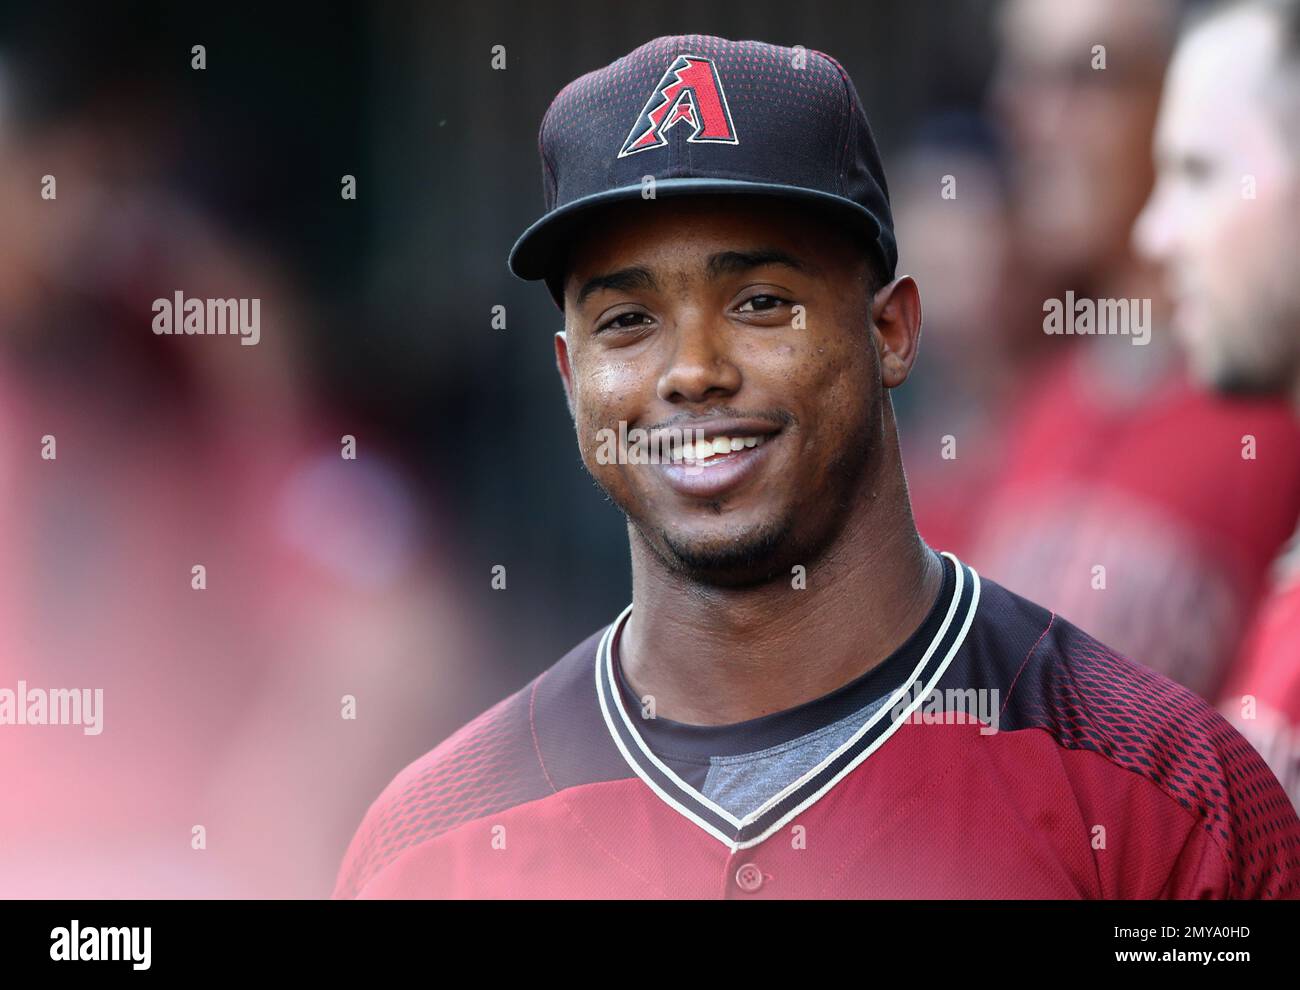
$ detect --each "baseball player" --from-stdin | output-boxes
[335,34,1300,898]
[1135,0,1300,812]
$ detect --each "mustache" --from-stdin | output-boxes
[638,408,795,433]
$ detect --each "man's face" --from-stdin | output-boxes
[993,0,1173,279]
[555,196,900,588]
[1135,9,1300,395]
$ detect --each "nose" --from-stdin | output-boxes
[656,311,742,405]
[1133,186,1175,264]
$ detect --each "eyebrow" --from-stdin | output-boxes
[574,248,813,307]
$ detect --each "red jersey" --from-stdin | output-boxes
[334,553,1300,899]
[1218,535,1300,813]
[967,350,1300,700]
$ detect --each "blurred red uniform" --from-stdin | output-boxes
[967,347,1300,700]
[1218,536,1300,813]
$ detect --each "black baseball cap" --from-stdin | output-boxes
[508,34,897,308]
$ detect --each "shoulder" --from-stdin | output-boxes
[331,624,611,899]
[968,572,1300,898]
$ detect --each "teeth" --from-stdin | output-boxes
[674,434,768,464]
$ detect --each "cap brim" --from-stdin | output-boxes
[507,177,889,286]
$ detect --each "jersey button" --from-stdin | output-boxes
[734,863,765,893]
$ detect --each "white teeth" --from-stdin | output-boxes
[672,433,770,464]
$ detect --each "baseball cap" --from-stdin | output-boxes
[508,34,897,307]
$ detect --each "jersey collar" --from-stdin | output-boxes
[594,551,981,851]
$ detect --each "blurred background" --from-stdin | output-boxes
[1,0,1297,897]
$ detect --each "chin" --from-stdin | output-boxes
[653,517,797,589]
[1210,366,1283,398]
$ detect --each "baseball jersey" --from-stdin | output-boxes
[616,688,895,820]
[1218,529,1300,814]
[333,552,1300,899]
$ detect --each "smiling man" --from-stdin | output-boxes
[334,35,1300,899]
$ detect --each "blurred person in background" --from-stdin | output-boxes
[1135,0,1300,809]
[893,115,1019,555]
[0,40,474,896]
[964,0,1300,699]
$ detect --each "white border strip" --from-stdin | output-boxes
[594,605,739,847]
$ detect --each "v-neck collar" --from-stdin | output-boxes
[594,551,981,851]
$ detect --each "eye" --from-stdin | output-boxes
[597,310,652,333]
[1177,155,1215,184]
[736,294,791,314]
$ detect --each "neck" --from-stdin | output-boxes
[619,411,943,726]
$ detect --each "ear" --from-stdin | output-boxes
[554,330,576,420]
[870,276,923,389]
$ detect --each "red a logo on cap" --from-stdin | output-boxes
[618,54,739,158]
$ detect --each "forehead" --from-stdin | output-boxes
[1000,0,1171,67]
[1158,10,1280,151]
[564,195,861,285]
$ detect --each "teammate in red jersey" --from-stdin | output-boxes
[963,0,1300,702]
[1136,0,1300,812]
[336,34,1300,899]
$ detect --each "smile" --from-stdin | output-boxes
[656,432,778,499]
[671,434,768,463]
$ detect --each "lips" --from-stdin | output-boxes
[655,430,780,499]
